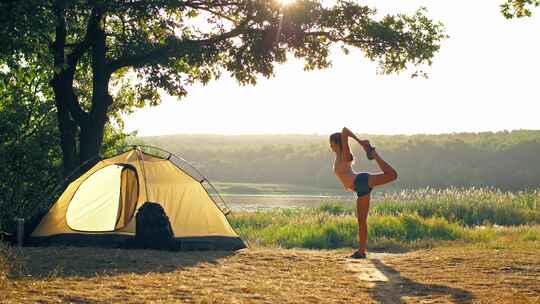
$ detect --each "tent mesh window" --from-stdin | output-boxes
[66,164,139,232]
[116,165,139,229]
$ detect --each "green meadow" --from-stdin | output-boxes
[229,187,540,250]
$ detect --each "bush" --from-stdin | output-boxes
[231,209,473,249]
[318,203,351,215]
[0,65,61,232]
[260,218,357,249]
[0,242,18,287]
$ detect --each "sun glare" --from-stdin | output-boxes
[278,0,296,6]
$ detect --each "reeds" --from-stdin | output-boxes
[373,187,540,226]
[314,187,539,225]
[230,187,540,250]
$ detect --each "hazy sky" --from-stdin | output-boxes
[123,1,540,136]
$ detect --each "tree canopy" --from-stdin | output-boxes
[501,0,539,18]
[0,0,447,175]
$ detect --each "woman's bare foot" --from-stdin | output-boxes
[350,251,367,259]
[357,140,376,160]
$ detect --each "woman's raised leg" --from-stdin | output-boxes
[368,150,398,188]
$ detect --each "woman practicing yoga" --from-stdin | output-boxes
[330,127,398,259]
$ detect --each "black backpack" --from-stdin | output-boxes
[134,202,175,250]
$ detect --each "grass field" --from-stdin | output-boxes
[231,210,540,251]
[229,187,540,250]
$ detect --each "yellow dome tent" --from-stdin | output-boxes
[28,146,246,250]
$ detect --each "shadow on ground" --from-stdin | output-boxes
[9,246,236,279]
[370,259,475,304]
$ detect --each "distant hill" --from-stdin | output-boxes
[137,130,540,191]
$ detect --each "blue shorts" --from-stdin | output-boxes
[354,173,372,198]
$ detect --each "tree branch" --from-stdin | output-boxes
[108,18,251,72]
[65,9,99,68]
[61,9,105,125]
[105,0,242,12]
[304,31,371,45]
[185,3,238,22]
[52,0,86,124]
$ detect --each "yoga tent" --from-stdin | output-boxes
[28,146,246,250]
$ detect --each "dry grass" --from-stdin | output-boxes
[1,245,539,303]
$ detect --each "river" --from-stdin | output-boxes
[212,194,357,212]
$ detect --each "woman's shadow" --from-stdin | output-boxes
[369,258,474,304]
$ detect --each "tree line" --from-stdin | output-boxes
[141,130,540,191]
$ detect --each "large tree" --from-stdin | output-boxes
[1,0,447,176]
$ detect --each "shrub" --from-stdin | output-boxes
[231,210,472,249]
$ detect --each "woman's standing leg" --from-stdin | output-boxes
[356,195,370,254]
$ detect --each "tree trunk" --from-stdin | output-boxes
[52,0,79,177]
[79,113,107,165]
[52,72,108,177]
[52,76,79,176]
[79,19,111,165]
[52,4,112,175]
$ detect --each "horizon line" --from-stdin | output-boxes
[135,128,539,138]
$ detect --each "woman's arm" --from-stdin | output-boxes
[344,127,365,146]
[344,128,373,158]
[341,127,354,161]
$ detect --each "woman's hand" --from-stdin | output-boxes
[356,139,371,149]
[342,127,353,137]
[343,127,362,143]
[357,139,369,147]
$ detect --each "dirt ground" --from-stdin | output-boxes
[1,246,539,303]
